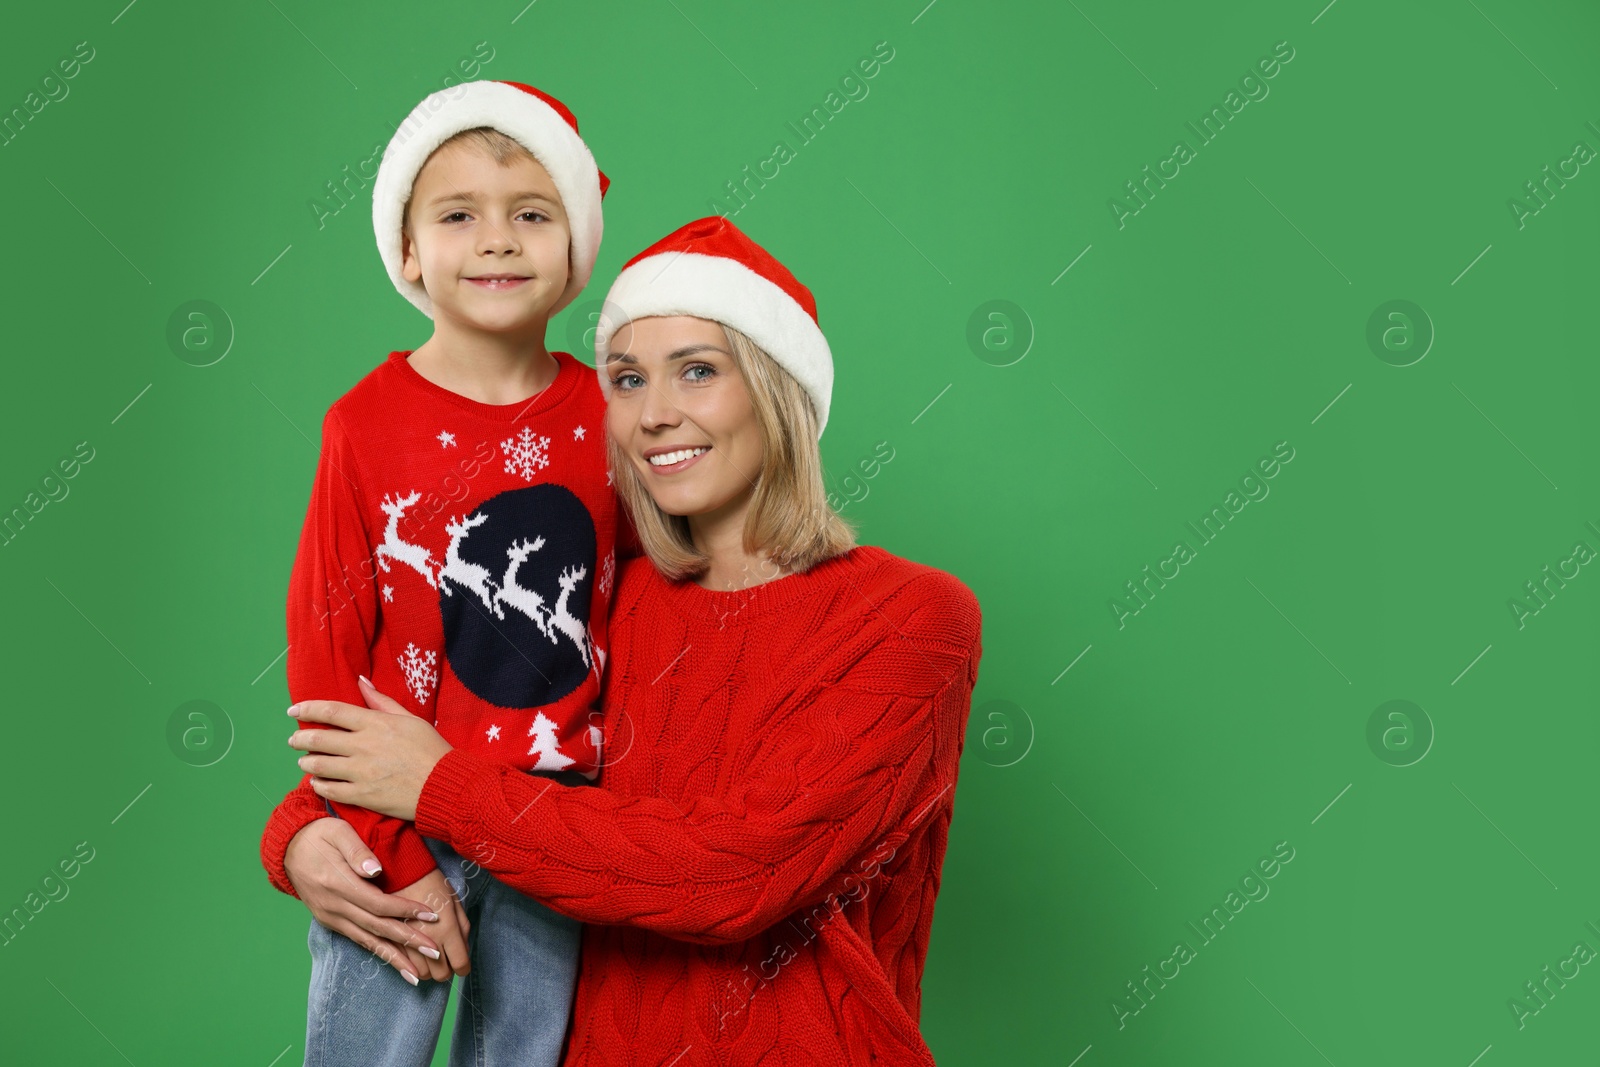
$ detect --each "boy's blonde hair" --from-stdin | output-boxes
[606,323,856,582]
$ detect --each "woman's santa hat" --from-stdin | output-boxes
[594,216,834,436]
[371,79,609,319]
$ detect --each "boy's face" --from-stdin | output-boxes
[400,139,571,333]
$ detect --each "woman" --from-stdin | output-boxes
[266,217,983,1065]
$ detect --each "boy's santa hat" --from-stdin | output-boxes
[371,80,609,319]
[594,216,834,436]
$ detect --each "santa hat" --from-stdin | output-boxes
[371,80,609,319]
[594,216,833,436]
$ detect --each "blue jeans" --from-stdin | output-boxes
[303,835,581,1067]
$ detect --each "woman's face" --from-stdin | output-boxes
[603,316,764,522]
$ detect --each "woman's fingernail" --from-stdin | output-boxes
[287,704,301,717]
[420,946,441,960]
[360,859,382,876]
[401,969,419,987]
[359,674,372,688]
[417,911,439,922]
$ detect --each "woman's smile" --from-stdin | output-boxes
[644,444,712,473]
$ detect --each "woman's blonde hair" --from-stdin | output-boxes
[606,323,856,582]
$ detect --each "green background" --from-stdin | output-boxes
[2,0,1596,1063]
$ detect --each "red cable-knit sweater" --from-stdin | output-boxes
[262,544,982,1066]
[276,348,622,893]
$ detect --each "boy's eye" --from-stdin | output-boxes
[443,211,470,223]
[517,210,549,223]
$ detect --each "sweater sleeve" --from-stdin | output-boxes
[414,581,981,944]
[271,406,438,895]
[259,775,331,898]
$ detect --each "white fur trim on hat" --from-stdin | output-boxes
[371,81,603,319]
[593,252,834,436]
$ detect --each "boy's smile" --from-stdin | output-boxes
[400,137,572,337]
[466,274,532,291]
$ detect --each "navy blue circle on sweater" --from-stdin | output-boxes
[437,483,596,709]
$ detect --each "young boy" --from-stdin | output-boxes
[260,80,622,1067]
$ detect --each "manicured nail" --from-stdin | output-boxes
[359,674,372,688]
[401,969,419,987]
[417,910,439,922]
[420,946,441,960]
[360,859,382,876]
[286,704,301,717]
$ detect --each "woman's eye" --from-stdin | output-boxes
[684,364,714,382]
[613,372,643,390]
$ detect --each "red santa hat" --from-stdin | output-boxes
[371,79,609,319]
[593,216,834,436]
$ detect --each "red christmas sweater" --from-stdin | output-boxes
[263,545,983,1065]
[270,348,623,892]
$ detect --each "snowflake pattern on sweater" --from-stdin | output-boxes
[501,426,552,480]
[397,642,439,704]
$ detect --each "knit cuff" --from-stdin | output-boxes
[260,802,331,899]
[373,828,441,895]
[415,747,495,843]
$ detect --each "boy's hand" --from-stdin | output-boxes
[396,867,472,982]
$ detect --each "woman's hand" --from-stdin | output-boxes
[287,675,452,821]
[283,817,463,985]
